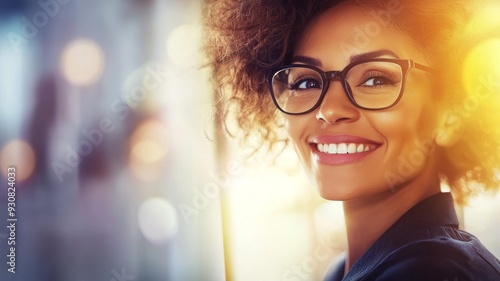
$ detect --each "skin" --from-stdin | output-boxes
[284,3,455,273]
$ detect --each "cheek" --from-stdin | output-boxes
[284,115,310,145]
[378,80,438,144]
[372,93,438,177]
[284,115,315,167]
[387,116,431,151]
[404,76,440,138]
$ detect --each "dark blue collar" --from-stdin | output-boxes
[327,193,459,281]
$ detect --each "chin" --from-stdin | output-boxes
[316,184,360,201]
[316,182,389,202]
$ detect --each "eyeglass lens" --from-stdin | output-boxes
[271,61,403,114]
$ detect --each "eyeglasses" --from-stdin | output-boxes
[267,58,435,115]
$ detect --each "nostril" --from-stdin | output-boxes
[315,85,361,125]
[317,113,353,125]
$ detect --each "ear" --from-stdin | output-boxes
[433,110,463,147]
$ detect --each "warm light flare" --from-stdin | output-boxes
[465,1,500,37]
[166,24,202,68]
[128,120,169,182]
[0,140,36,182]
[131,140,166,164]
[462,39,500,99]
[313,201,345,239]
[60,38,105,86]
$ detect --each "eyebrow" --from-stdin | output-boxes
[290,56,322,67]
[349,49,400,63]
[290,49,400,68]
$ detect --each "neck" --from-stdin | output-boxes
[342,177,440,272]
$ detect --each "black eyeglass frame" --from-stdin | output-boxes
[267,58,435,115]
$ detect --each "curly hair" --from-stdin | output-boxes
[203,0,500,203]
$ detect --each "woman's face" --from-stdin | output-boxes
[285,3,441,200]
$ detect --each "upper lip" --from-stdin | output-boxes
[309,134,381,145]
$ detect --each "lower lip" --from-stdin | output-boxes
[311,145,378,166]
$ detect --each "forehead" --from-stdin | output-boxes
[294,2,423,66]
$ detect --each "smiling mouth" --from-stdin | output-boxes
[317,143,377,154]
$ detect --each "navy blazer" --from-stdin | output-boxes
[325,193,500,281]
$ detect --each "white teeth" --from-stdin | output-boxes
[357,144,365,153]
[328,144,337,154]
[317,143,373,154]
[347,143,356,154]
[338,143,348,154]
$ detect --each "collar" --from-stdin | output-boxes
[329,192,459,281]
[392,192,459,228]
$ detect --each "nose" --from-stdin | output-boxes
[315,80,360,125]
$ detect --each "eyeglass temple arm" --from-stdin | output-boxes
[412,61,436,74]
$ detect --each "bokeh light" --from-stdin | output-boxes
[464,1,500,37]
[0,1,225,280]
[60,38,105,86]
[120,61,174,114]
[463,39,500,97]
[1,1,498,280]
[0,139,36,182]
[166,24,202,68]
[128,119,169,182]
[131,140,166,164]
[137,197,179,245]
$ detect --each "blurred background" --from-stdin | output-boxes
[0,0,499,281]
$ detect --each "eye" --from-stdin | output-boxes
[291,78,322,91]
[358,71,397,87]
[361,77,394,87]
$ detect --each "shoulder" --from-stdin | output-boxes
[364,237,500,281]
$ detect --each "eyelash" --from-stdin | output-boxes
[359,71,398,86]
[289,75,321,89]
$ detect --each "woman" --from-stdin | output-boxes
[203,0,500,280]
